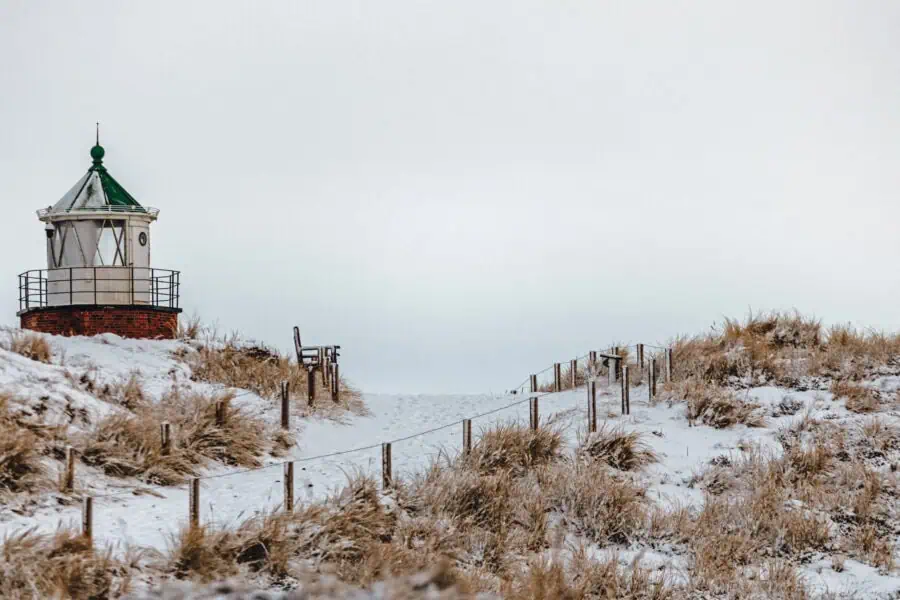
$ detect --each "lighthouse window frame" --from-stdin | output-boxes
[94,219,127,266]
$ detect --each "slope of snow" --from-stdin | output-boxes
[1,329,899,597]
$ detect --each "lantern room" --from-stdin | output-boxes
[17,136,181,338]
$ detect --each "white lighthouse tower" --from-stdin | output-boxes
[18,131,181,338]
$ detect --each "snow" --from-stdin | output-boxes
[1,329,899,597]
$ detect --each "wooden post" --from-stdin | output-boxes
[589,351,597,375]
[307,366,316,405]
[637,344,644,369]
[215,400,225,426]
[588,380,597,433]
[622,366,631,415]
[382,443,392,489]
[530,374,537,396]
[189,478,200,530]
[609,357,619,385]
[281,381,290,429]
[649,358,657,401]
[463,419,472,455]
[319,348,327,385]
[64,446,75,492]
[82,497,93,544]
[570,359,577,388]
[530,397,539,430]
[332,363,340,403]
[553,363,561,392]
[284,462,294,512]
[666,348,673,382]
[161,422,171,455]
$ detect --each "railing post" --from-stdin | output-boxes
[332,363,340,403]
[280,381,290,429]
[24,273,29,310]
[588,380,597,433]
[529,397,539,430]
[64,446,75,492]
[82,497,93,545]
[382,443,393,489]
[169,272,175,308]
[161,422,171,455]
[284,462,294,512]
[570,358,577,388]
[189,478,200,530]
[553,363,561,392]
[621,366,631,415]
[463,419,472,455]
[649,359,657,402]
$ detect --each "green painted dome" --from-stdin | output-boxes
[90,144,105,164]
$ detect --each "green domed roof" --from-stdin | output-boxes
[49,141,145,214]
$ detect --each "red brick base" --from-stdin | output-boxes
[20,306,180,339]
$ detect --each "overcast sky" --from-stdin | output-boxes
[1,1,898,393]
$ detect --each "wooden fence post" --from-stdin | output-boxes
[637,344,644,369]
[666,348,673,382]
[382,443,393,489]
[553,363,561,392]
[319,348,327,386]
[589,351,597,375]
[649,358,657,402]
[530,374,537,396]
[332,363,340,403]
[588,380,597,433]
[621,366,631,415]
[463,419,472,455]
[64,446,75,492]
[215,400,225,426]
[307,366,316,406]
[284,462,294,512]
[530,397,539,430]
[82,497,93,544]
[189,478,200,530]
[281,381,290,429]
[161,422,171,455]
[570,358,577,388]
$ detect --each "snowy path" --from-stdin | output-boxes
[0,381,784,554]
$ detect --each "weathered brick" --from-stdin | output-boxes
[20,307,179,339]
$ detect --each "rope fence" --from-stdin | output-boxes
[62,340,674,546]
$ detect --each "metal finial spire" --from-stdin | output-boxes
[96,122,100,145]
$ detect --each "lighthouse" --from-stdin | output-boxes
[17,134,181,338]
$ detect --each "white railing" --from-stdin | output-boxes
[36,206,160,218]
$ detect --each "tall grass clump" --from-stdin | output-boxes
[670,310,900,388]
[0,393,53,496]
[5,330,53,363]
[0,527,133,599]
[183,334,365,415]
[578,425,659,471]
[78,390,268,485]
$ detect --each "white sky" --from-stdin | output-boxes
[1,1,898,393]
